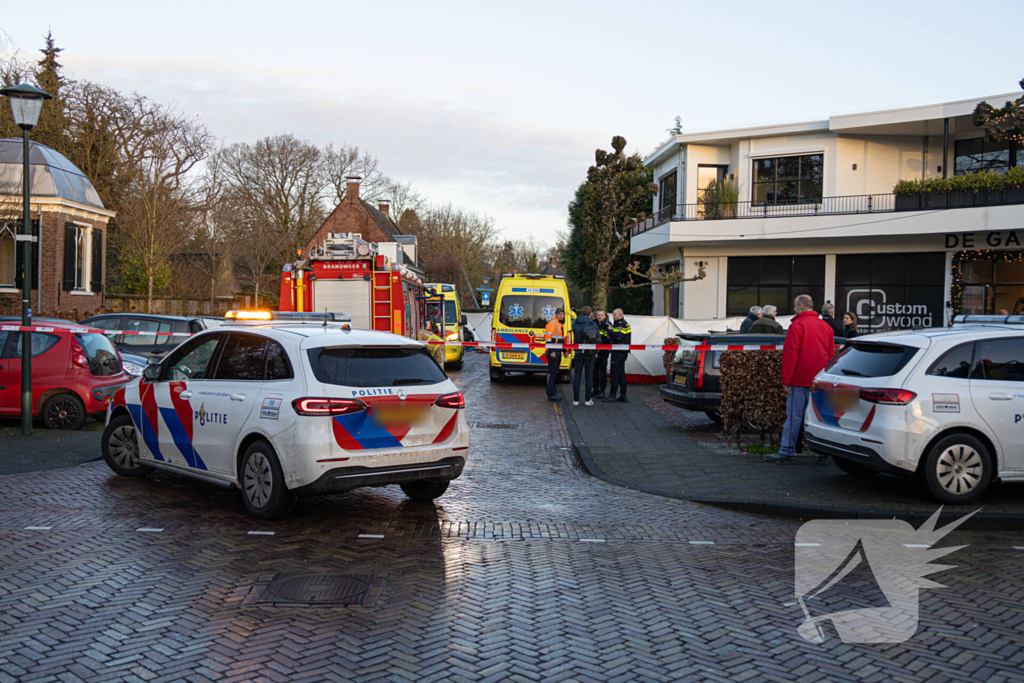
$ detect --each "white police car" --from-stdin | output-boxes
[805,315,1024,504]
[101,321,469,519]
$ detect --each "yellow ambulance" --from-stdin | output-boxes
[426,283,466,370]
[489,273,572,383]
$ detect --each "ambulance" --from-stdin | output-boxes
[489,273,572,383]
[426,283,467,371]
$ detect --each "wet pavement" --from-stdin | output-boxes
[0,355,1022,682]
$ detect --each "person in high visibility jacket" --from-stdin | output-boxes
[603,308,631,403]
[543,308,566,402]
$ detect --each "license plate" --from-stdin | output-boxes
[503,352,527,361]
[828,389,859,411]
[372,405,429,427]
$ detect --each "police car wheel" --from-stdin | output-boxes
[400,480,449,502]
[924,433,992,505]
[240,441,295,520]
[832,456,878,479]
[102,413,153,477]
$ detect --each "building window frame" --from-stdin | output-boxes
[751,153,824,206]
[953,137,1021,176]
[0,217,40,292]
[64,221,93,294]
[726,255,826,316]
[658,170,677,212]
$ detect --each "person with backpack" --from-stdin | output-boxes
[570,306,599,406]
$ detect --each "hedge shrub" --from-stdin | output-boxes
[719,350,787,447]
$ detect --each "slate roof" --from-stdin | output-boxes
[0,138,104,209]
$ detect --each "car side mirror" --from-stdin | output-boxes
[143,364,161,381]
[461,314,468,326]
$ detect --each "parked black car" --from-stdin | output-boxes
[78,314,223,358]
[661,331,844,422]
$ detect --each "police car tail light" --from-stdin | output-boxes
[858,388,916,405]
[292,397,367,416]
[434,392,465,409]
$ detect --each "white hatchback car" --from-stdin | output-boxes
[101,322,469,519]
[805,315,1024,504]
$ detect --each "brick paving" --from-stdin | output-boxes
[0,355,1022,681]
[561,383,1024,521]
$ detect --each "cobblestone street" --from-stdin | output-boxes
[1,354,1023,682]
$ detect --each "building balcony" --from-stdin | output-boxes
[632,188,1024,237]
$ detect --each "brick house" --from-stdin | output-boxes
[0,139,114,318]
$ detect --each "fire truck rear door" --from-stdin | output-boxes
[312,279,372,329]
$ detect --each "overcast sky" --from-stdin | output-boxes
[3,0,1023,246]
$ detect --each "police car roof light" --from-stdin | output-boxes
[952,314,1024,326]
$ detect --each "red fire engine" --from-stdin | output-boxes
[279,232,428,339]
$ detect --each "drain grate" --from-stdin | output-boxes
[247,573,378,606]
[473,422,521,429]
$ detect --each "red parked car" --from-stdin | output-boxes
[0,321,130,430]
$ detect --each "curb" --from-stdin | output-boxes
[557,387,1024,531]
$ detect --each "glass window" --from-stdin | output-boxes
[928,343,974,379]
[825,342,920,378]
[498,295,565,329]
[444,301,458,324]
[264,341,293,381]
[955,138,1017,175]
[659,171,677,211]
[85,317,124,341]
[752,154,823,205]
[972,338,1024,382]
[75,227,87,290]
[10,332,60,358]
[836,253,945,331]
[306,347,447,388]
[122,318,173,347]
[726,256,825,316]
[164,335,222,381]
[0,222,14,287]
[214,334,268,381]
[76,333,122,376]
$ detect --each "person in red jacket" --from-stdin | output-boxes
[765,294,836,464]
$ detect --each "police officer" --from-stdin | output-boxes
[591,308,612,399]
[603,308,631,403]
[543,308,566,402]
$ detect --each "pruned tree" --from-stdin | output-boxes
[620,260,706,316]
[973,80,1024,145]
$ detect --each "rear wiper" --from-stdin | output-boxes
[392,378,427,385]
[840,369,867,377]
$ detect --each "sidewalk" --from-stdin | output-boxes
[559,383,1024,529]
[0,418,103,475]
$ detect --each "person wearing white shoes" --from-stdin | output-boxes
[570,305,599,406]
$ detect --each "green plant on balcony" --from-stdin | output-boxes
[702,177,741,218]
[893,167,1024,195]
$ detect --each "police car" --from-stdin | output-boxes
[805,315,1024,505]
[100,321,469,519]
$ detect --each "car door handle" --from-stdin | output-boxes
[179,391,192,399]
[989,392,1013,400]
[230,394,246,402]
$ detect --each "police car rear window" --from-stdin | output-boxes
[306,347,447,387]
[825,342,919,378]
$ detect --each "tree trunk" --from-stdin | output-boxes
[663,283,672,318]
[253,275,260,307]
[592,278,608,312]
[147,274,154,313]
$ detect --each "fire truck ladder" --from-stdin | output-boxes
[372,262,394,332]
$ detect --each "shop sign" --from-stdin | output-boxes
[945,230,1022,249]
[845,288,936,330]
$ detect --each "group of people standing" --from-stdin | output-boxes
[740,302,860,338]
[543,307,631,406]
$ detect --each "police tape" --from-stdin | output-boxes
[426,341,785,351]
[0,324,787,351]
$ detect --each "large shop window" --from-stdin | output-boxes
[752,154,823,205]
[954,138,1022,175]
[959,253,1024,315]
[0,218,39,290]
[726,256,825,316]
[835,253,945,331]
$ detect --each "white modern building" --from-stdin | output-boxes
[632,93,1024,330]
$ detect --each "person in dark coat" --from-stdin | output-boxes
[749,305,784,334]
[570,306,598,405]
[603,309,631,403]
[739,306,763,333]
[821,302,844,337]
[591,309,612,399]
[843,312,859,338]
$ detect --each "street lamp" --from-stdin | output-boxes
[1,84,52,435]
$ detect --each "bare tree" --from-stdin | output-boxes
[323,143,385,203]
[213,134,328,262]
[415,203,496,292]
[379,178,424,226]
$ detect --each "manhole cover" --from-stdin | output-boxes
[262,573,375,605]
[473,422,521,429]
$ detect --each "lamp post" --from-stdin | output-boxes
[1,84,52,435]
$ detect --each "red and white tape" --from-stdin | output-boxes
[0,325,192,337]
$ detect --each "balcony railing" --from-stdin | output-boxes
[632,194,896,236]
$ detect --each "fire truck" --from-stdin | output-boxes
[279,232,428,339]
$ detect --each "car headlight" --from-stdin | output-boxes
[445,331,459,341]
[122,361,145,377]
